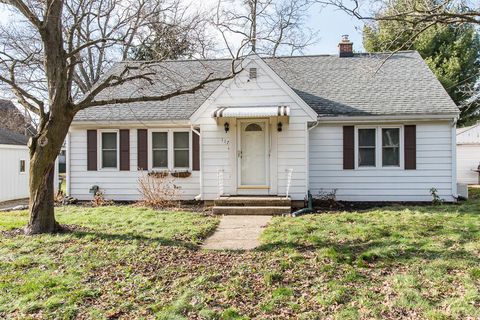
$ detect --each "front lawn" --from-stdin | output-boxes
[1,198,479,319]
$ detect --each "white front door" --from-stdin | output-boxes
[238,120,269,187]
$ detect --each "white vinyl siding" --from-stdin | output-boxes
[68,128,199,201]
[309,122,455,202]
[457,144,480,184]
[0,145,29,202]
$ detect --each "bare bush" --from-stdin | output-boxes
[315,188,339,209]
[138,171,181,208]
[91,190,114,207]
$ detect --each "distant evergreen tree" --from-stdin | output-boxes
[363,0,480,126]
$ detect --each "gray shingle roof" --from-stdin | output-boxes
[0,99,16,111]
[0,128,29,145]
[75,59,233,122]
[74,51,458,122]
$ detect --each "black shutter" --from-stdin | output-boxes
[137,129,148,170]
[120,129,130,171]
[343,126,354,170]
[87,130,97,171]
[404,125,416,170]
[192,129,200,171]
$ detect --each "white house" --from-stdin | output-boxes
[0,128,30,202]
[67,43,459,205]
[457,123,480,185]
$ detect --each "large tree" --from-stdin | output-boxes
[214,0,317,56]
[0,0,243,234]
[363,14,480,125]
[129,6,215,60]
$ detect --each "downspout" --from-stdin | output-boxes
[66,132,71,196]
[307,121,319,131]
[291,190,313,217]
[290,121,319,217]
[191,126,202,201]
[451,117,458,201]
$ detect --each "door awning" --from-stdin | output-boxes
[212,106,290,118]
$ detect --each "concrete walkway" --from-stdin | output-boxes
[0,198,29,211]
[202,215,272,250]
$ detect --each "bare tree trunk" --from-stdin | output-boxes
[24,112,73,235]
[25,160,57,234]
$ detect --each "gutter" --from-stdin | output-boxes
[70,119,191,128]
[316,113,459,123]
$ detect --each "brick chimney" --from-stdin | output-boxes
[338,35,353,57]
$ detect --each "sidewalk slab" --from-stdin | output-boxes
[202,215,272,250]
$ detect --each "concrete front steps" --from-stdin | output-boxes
[212,196,291,215]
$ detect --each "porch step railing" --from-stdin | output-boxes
[285,168,293,199]
[217,168,224,196]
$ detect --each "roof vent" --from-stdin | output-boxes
[338,35,353,58]
[249,67,257,79]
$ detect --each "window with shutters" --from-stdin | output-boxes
[150,130,191,170]
[355,126,403,169]
[152,132,168,169]
[382,128,400,167]
[100,130,119,169]
[358,128,376,167]
[173,132,189,168]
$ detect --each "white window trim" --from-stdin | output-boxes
[148,129,192,171]
[172,130,192,170]
[354,125,404,170]
[98,129,120,171]
[19,159,26,174]
[149,129,169,171]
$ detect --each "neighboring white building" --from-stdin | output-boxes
[0,128,29,202]
[457,123,480,185]
[67,48,459,202]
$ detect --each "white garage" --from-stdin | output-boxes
[0,128,30,202]
[457,123,480,185]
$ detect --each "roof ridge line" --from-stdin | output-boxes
[115,51,419,64]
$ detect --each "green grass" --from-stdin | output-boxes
[1,197,479,319]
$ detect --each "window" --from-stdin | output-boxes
[356,126,403,169]
[173,132,189,168]
[382,128,400,166]
[152,132,168,168]
[19,160,26,173]
[150,130,191,170]
[358,128,376,167]
[245,123,262,132]
[101,131,118,168]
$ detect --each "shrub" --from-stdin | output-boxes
[138,171,180,208]
[91,190,114,207]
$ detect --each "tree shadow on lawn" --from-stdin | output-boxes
[68,229,199,249]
